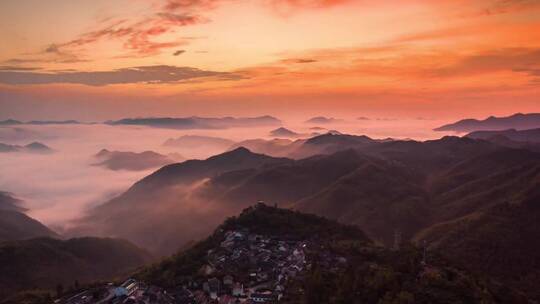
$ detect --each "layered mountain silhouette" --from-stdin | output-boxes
[304,116,342,124]
[0,237,152,299]
[72,137,498,253]
[163,135,235,151]
[0,192,153,300]
[435,113,540,132]
[71,133,540,299]
[0,142,53,153]
[93,149,183,171]
[0,192,57,242]
[70,148,291,255]
[0,119,81,125]
[269,127,302,138]
[228,133,378,159]
[465,128,540,151]
[0,192,24,212]
[228,138,299,157]
[107,116,281,129]
[0,120,22,126]
[288,133,376,158]
[139,204,526,303]
[467,128,540,142]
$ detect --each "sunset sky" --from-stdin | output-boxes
[1,0,539,121]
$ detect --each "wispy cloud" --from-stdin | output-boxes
[431,48,540,77]
[2,43,89,68]
[266,0,352,15]
[0,66,41,71]
[281,58,318,64]
[59,19,187,57]
[0,65,242,86]
[46,1,221,58]
[269,0,351,9]
[163,0,222,11]
[482,0,540,15]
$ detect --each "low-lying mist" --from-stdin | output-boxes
[0,117,450,234]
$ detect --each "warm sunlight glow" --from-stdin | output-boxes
[1,0,539,120]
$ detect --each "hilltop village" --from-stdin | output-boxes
[58,225,346,304]
[9,204,520,304]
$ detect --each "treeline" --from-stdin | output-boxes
[290,243,527,304]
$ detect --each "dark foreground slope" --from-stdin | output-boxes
[0,192,57,242]
[0,210,57,242]
[137,204,368,287]
[73,135,540,299]
[0,237,152,299]
[138,204,525,304]
[416,186,540,300]
[0,191,24,211]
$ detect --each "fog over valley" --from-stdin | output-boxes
[0,117,450,231]
[3,1,540,302]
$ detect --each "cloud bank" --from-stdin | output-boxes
[0,65,240,86]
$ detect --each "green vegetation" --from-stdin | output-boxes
[138,203,369,287]
[139,204,524,303]
[290,244,526,304]
[221,203,368,241]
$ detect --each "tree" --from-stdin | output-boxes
[303,266,328,304]
[56,284,64,297]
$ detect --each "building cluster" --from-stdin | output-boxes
[58,228,312,304]
[58,279,175,304]
[182,229,308,303]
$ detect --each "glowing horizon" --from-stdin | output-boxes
[1,0,539,120]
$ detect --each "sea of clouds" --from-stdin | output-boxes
[0,118,450,233]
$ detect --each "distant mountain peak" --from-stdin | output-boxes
[0,119,23,125]
[92,149,175,171]
[108,116,282,130]
[162,135,235,155]
[466,127,540,147]
[0,191,25,212]
[306,133,373,145]
[273,127,291,132]
[435,113,540,132]
[269,127,300,138]
[305,116,342,124]
[25,142,50,149]
[213,146,253,158]
[95,148,110,156]
[0,141,53,153]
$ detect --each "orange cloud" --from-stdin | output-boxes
[481,0,540,16]
[0,65,242,86]
[269,0,351,8]
[430,48,540,78]
[54,1,217,58]
[163,0,222,11]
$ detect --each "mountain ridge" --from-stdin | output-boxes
[93,149,181,171]
[0,191,57,242]
[107,116,282,129]
[137,204,526,304]
[435,113,540,132]
[0,236,153,299]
